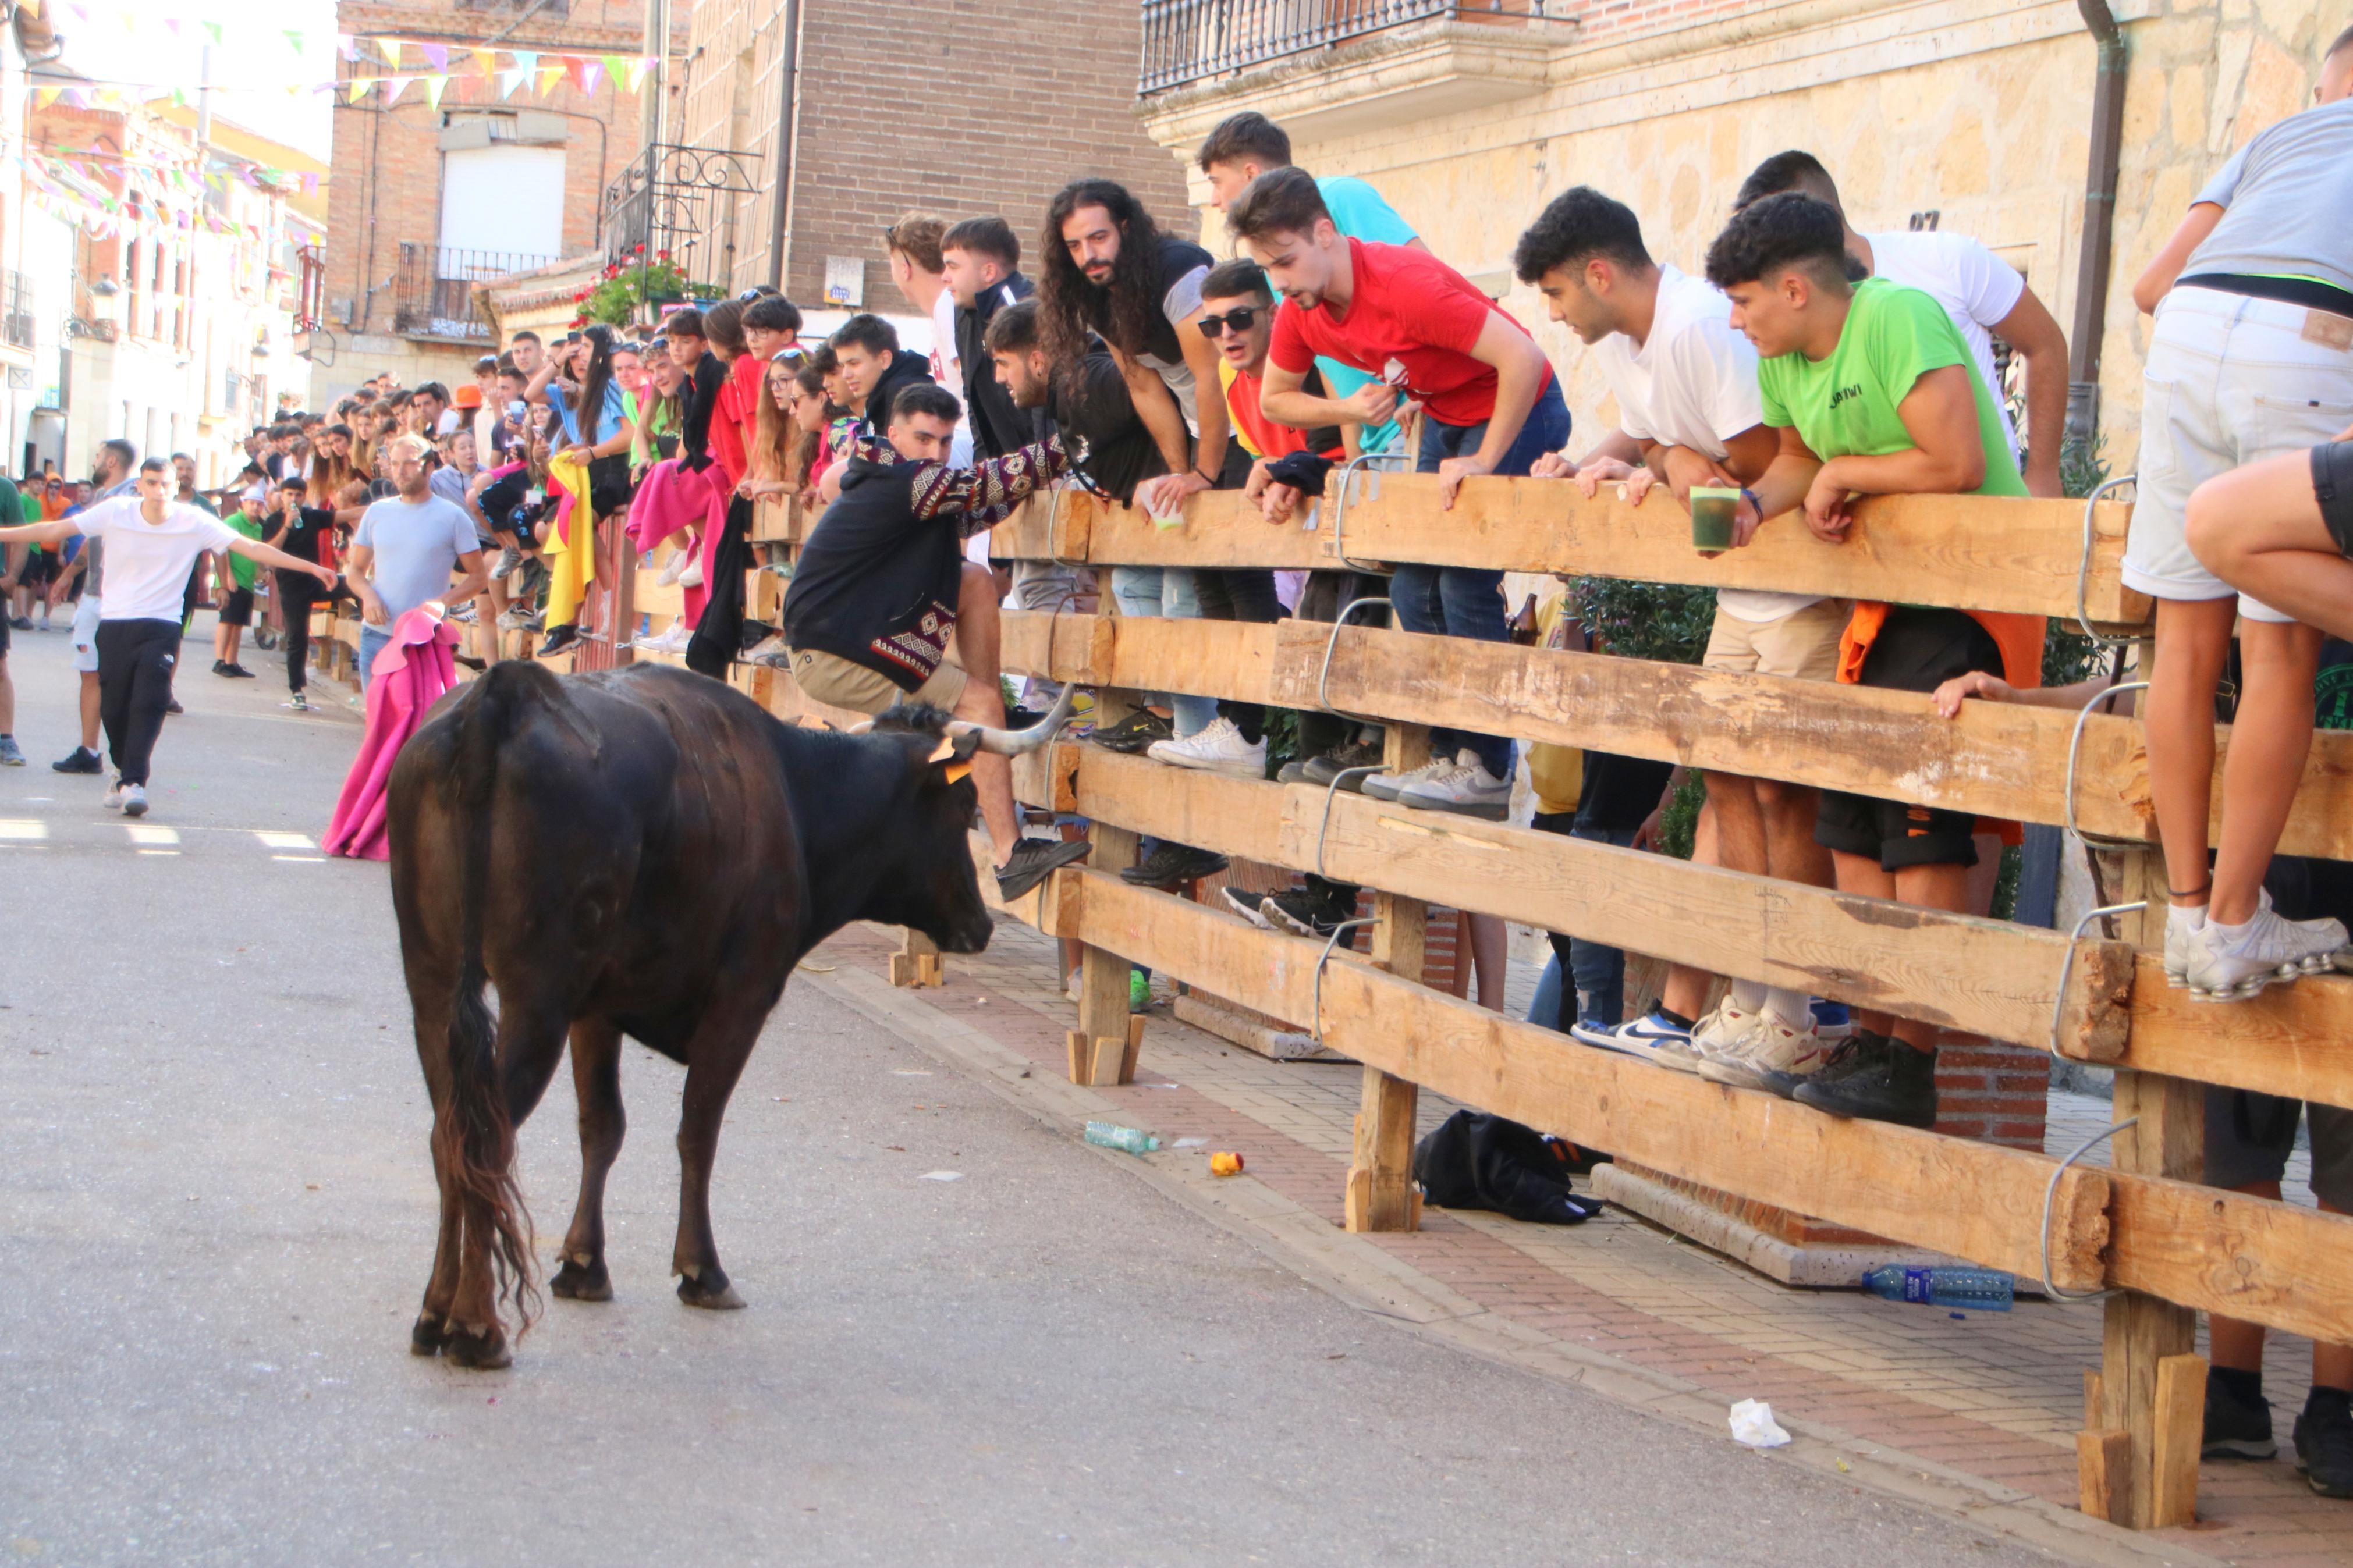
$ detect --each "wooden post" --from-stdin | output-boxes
[890,929,943,988]
[1070,688,1144,1086]
[2086,848,2205,1528]
[1345,722,1430,1233]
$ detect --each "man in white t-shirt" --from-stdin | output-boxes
[1514,185,1841,1075]
[886,212,962,407]
[1733,151,2069,497]
[0,458,335,816]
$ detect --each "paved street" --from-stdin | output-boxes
[0,621,2074,1567]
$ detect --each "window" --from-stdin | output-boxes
[437,144,566,262]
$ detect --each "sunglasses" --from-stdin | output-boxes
[1195,307,1259,339]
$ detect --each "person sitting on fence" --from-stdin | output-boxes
[1935,655,2353,1498]
[1233,165,1571,822]
[1516,184,1843,1082]
[1701,192,2043,1129]
[2119,32,2353,1002]
[779,382,1089,904]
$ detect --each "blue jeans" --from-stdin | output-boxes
[1108,565,1216,738]
[1524,813,1634,1030]
[1403,379,1571,778]
[359,624,392,694]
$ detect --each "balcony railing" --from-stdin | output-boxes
[1140,0,1543,93]
[1,270,32,349]
[391,243,556,341]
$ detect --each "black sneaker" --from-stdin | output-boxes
[1275,759,1316,784]
[164,698,184,716]
[1302,738,1386,789]
[1759,1031,1868,1100]
[2295,1387,2353,1498]
[1119,841,1230,889]
[1793,1034,1939,1128]
[1221,886,1275,928]
[996,837,1092,902]
[2203,1371,2278,1460]
[1264,888,1355,940]
[226,663,257,679]
[212,659,233,676]
[536,623,584,658]
[51,745,102,774]
[1091,709,1173,754]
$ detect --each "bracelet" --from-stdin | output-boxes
[1193,467,1218,485]
[1739,486,1762,515]
[2167,880,2211,899]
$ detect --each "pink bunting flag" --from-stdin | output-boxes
[420,42,448,72]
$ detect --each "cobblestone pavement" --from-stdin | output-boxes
[807,912,2352,1568]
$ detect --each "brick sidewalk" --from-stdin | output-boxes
[810,920,2352,1567]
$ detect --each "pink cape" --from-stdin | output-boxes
[324,607,460,862]
[624,456,729,627]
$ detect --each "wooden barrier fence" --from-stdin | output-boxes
[961,474,2353,1535]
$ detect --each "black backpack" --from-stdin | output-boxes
[1413,1111,1606,1225]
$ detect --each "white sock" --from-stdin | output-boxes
[1763,986,1813,1025]
[1727,980,1768,1013]
[2171,902,2207,931]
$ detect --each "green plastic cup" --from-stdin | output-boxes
[1690,486,1741,551]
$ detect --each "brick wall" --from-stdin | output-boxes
[324,0,663,337]
[1935,1039,2051,1152]
[682,0,1191,308]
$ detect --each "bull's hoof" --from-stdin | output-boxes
[676,1271,746,1310]
[444,1322,513,1370]
[410,1311,451,1356]
[550,1256,613,1302]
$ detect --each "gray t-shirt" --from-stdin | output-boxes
[2187,96,2353,297]
[354,493,478,623]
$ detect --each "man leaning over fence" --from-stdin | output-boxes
[1700,192,2043,1130]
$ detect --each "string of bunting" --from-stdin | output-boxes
[30,144,323,196]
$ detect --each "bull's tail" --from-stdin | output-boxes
[434,665,540,1336]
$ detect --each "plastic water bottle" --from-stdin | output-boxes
[1862,1264,2014,1311]
[1084,1121,1160,1156]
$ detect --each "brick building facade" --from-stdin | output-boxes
[676,0,1189,315]
[307,0,680,404]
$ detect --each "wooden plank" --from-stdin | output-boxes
[992,479,2146,623]
[1059,748,2141,1069]
[2116,955,2353,1110]
[748,496,798,543]
[2104,1169,2353,1350]
[2077,1429,2130,1523]
[996,612,2353,861]
[1073,688,1145,1088]
[1066,868,2114,1291]
[2149,1354,2206,1528]
[1347,723,1429,1235]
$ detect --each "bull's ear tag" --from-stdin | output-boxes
[927,736,959,763]
[942,761,973,785]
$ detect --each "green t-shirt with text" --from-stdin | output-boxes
[223,509,264,589]
[1756,278,2025,498]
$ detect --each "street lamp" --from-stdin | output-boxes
[87,275,120,335]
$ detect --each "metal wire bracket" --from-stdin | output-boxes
[1326,452,1410,574]
[2063,680,2152,848]
[2041,1115,2139,1303]
[2075,474,2141,648]
[1043,485,1091,570]
[1310,918,1376,1047]
[2047,899,2148,1060]
[1311,766,1389,879]
[1316,596,1394,727]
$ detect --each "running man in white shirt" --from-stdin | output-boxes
[0,458,336,816]
[1514,185,1841,1081]
[1732,151,2070,499]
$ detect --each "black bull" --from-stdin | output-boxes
[387,659,1062,1370]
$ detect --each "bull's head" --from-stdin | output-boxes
[854,688,1076,955]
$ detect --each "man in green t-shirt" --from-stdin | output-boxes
[212,499,264,678]
[1702,193,2044,1129]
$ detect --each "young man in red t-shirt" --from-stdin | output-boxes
[1231,167,1571,820]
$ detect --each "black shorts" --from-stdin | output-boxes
[2315,440,2353,557]
[218,587,255,627]
[19,550,57,587]
[1815,607,2003,870]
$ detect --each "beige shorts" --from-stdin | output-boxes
[788,645,968,716]
[1702,598,1848,681]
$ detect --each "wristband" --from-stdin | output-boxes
[1739,487,1761,517]
[1193,466,1218,485]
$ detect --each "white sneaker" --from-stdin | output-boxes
[101,773,126,811]
[1687,1001,1762,1069]
[2185,891,2350,1001]
[1701,1008,1829,1089]
[1569,1012,1703,1072]
[656,551,690,586]
[2164,903,2205,987]
[1393,752,1512,820]
[1145,716,1267,779]
[120,783,148,819]
[678,556,705,588]
[1360,756,1450,802]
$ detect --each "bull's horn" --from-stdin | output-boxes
[958,684,1078,756]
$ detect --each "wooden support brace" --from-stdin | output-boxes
[1345,723,1428,1234]
[1072,688,1145,1086]
[890,930,944,989]
[2092,854,2205,1530]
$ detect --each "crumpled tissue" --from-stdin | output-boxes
[1729,1398,1792,1448]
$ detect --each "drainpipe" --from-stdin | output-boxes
[765,0,800,291]
[2067,0,2128,445]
